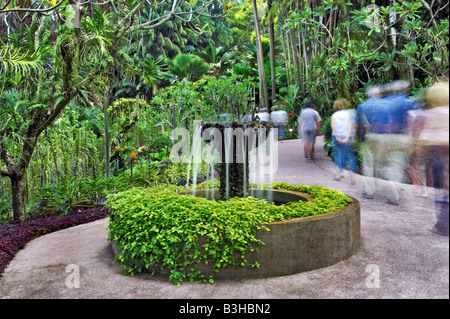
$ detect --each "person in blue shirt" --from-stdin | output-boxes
[381,81,418,133]
[355,85,383,138]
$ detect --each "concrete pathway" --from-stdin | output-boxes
[0,137,448,299]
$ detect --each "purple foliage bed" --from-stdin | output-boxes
[0,207,108,279]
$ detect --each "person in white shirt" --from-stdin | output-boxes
[405,105,428,197]
[331,99,356,184]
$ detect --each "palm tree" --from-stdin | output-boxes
[242,41,270,67]
[196,43,240,79]
[138,54,167,94]
[167,53,210,83]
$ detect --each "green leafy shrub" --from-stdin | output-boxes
[32,176,91,215]
[106,182,351,285]
[321,116,333,159]
[30,174,112,216]
[0,192,12,223]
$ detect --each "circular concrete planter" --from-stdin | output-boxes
[193,188,360,279]
[111,188,361,280]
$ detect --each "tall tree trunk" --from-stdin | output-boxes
[11,170,26,221]
[104,84,111,179]
[251,0,269,111]
[389,0,397,48]
[1,127,39,221]
[289,30,301,89]
[281,28,292,87]
[268,0,277,109]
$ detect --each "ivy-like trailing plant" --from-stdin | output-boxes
[106,182,352,285]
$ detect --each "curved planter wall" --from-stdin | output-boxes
[206,194,361,280]
[111,189,361,280]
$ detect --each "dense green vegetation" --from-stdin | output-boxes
[107,181,352,285]
[0,0,448,221]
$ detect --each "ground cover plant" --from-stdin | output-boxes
[107,181,352,285]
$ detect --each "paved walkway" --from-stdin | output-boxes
[0,137,448,299]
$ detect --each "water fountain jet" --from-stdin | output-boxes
[192,120,274,201]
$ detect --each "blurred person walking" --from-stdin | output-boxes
[312,107,323,159]
[356,81,418,205]
[299,102,321,162]
[405,100,428,197]
[355,85,383,199]
[419,80,449,236]
[331,98,357,184]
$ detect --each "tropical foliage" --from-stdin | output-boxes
[0,0,448,223]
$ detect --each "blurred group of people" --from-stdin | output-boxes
[326,79,448,235]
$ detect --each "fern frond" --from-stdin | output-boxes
[0,43,43,76]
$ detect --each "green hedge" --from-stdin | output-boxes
[106,182,352,285]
